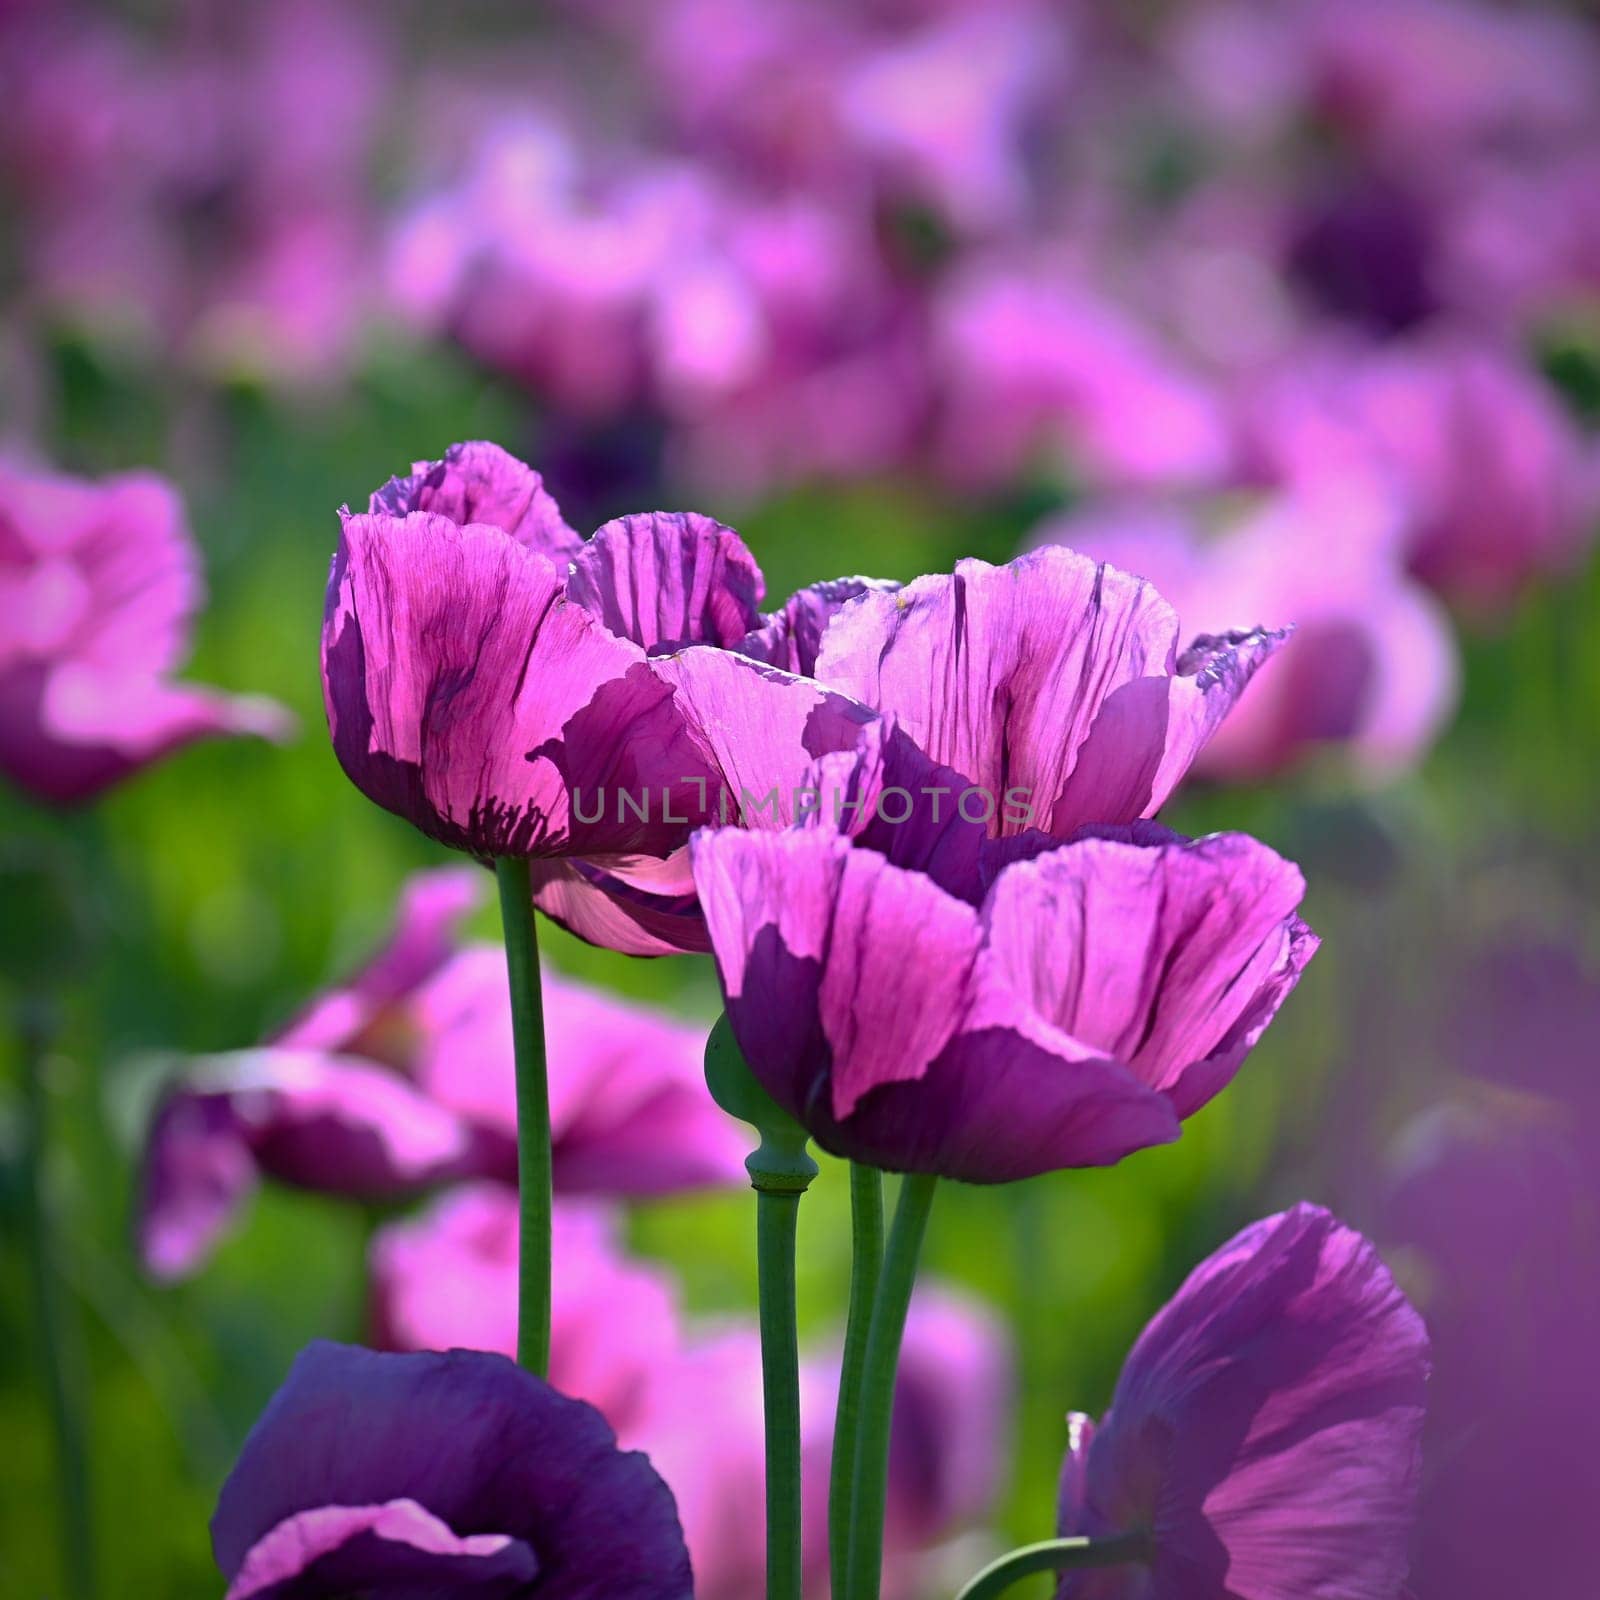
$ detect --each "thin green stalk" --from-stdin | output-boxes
[703,1016,818,1600]
[494,857,551,1377]
[829,1162,884,1592]
[16,999,94,1600]
[756,1186,807,1600]
[953,1533,1154,1600]
[844,1172,938,1600]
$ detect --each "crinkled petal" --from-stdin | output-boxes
[656,646,879,830]
[529,857,710,956]
[1051,628,1290,829]
[982,832,1313,1107]
[799,1014,1180,1182]
[689,828,982,1124]
[567,511,765,651]
[323,511,710,858]
[370,440,582,568]
[737,575,901,677]
[1061,1205,1429,1600]
[814,548,1182,837]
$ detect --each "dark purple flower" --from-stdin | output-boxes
[139,867,743,1278]
[1056,1204,1429,1600]
[689,814,1315,1182]
[212,1341,692,1599]
[0,459,291,806]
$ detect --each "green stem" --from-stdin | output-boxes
[755,1184,808,1600]
[703,1015,819,1600]
[844,1172,937,1600]
[494,857,551,1377]
[16,999,95,1600]
[829,1162,884,1592]
[953,1534,1154,1600]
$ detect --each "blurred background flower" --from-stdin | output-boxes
[0,0,1597,1594]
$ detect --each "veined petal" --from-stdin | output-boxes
[738,575,900,677]
[814,548,1181,836]
[568,511,765,651]
[323,511,705,858]
[370,440,582,568]
[981,832,1312,1104]
[689,827,982,1123]
[1060,1205,1428,1600]
[656,646,878,830]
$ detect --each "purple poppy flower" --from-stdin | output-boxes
[0,459,291,806]
[811,545,1286,841]
[1034,486,1459,780]
[1245,336,1597,613]
[1055,1204,1429,1600]
[331,440,893,954]
[323,473,714,865]
[139,867,743,1278]
[212,1341,691,1599]
[933,267,1232,493]
[689,814,1315,1182]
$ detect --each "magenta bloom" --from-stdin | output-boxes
[1056,1204,1428,1600]
[139,867,743,1278]
[0,460,290,806]
[325,441,891,953]
[810,546,1286,837]
[323,444,712,862]
[690,816,1315,1182]
[933,268,1232,493]
[1035,489,1459,780]
[212,1341,691,1599]
[1247,337,1597,612]
[372,1189,680,1430]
